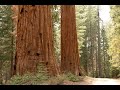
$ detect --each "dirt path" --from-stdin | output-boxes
[63,77,120,85]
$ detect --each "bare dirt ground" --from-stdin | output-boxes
[63,77,120,85]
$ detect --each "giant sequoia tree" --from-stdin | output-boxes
[14,5,59,76]
[61,5,81,75]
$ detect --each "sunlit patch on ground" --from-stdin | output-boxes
[92,78,120,85]
[63,77,120,85]
[91,78,120,85]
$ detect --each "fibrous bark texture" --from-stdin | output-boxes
[61,5,81,75]
[14,5,59,76]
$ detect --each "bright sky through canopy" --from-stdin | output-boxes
[99,5,111,24]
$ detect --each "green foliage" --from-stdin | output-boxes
[48,73,82,84]
[2,5,120,84]
[76,5,88,54]
[52,5,61,63]
[0,5,14,83]
[0,5,13,61]
[77,5,111,78]
[111,67,120,78]
[7,73,49,85]
[108,5,120,73]
[76,6,89,76]
[6,63,50,85]
[76,5,99,77]
[48,75,65,85]
[65,73,80,82]
[7,73,34,85]
[7,72,82,85]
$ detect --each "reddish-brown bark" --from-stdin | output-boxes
[61,5,81,75]
[14,5,59,76]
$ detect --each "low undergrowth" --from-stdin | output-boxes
[6,72,84,85]
[6,72,49,85]
[6,63,83,85]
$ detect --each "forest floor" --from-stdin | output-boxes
[5,74,120,85]
[62,77,120,85]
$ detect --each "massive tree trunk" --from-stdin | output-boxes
[14,5,59,76]
[61,5,81,76]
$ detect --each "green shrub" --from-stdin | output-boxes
[7,72,50,85]
[6,63,50,85]
[6,73,33,85]
[48,75,65,85]
[111,67,120,78]
[65,72,80,82]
